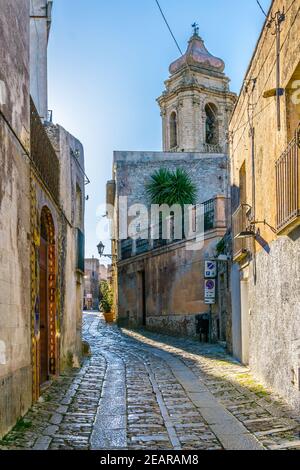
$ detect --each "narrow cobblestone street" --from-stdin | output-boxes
[1,313,299,451]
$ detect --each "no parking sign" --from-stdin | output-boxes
[205,279,216,298]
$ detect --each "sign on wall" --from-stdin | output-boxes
[205,279,216,298]
[204,279,216,305]
[205,261,217,279]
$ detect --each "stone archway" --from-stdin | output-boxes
[38,206,58,388]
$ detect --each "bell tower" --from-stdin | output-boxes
[158,26,236,154]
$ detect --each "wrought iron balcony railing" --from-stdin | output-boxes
[276,126,300,234]
[203,199,215,230]
[119,196,227,261]
[232,204,249,262]
[201,143,222,154]
[121,238,133,260]
[30,97,60,203]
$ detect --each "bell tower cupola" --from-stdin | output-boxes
[158,25,236,154]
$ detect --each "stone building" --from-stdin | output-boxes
[99,263,109,282]
[230,0,300,409]
[0,0,32,440]
[0,0,86,437]
[108,29,236,338]
[83,258,100,311]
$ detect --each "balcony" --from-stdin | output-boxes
[121,238,133,260]
[30,98,60,203]
[232,204,249,262]
[201,143,222,154]
[119,196,227,261]
[276,126,300,234]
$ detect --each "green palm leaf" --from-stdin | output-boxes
[147,168,197,206]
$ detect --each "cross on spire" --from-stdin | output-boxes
[192,22,199,36]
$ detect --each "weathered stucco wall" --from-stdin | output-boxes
[118,233,225,337]
[114,151,229,337]
[248,236,300,410]
[114,151,229,207]
[0,0,32,437]
[229,0,300,408]
[47,124,85,369]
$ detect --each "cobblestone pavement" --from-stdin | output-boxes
[1,313,299,451]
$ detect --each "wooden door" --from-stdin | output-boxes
[39,237,48,385]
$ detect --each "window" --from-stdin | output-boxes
[169,111,177,149]
[75,184,83,228]
[205,103,219,145]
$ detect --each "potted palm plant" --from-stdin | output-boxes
[99,280,114,323]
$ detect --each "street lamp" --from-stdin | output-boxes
[97,241,116,260]
[97,242,105,258]
[97,241,105,258]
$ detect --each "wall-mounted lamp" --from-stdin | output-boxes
[97,241,105,258]
[235,229,256,240]
[97,241,117,260]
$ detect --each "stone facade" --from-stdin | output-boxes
[229,0,300,409]
[0,0,32,439]
[0,0,85,437]
[46,123,86,370]
[110,31,236,339]
[114,151,229,336]
[84,258,100,311]
[157,33,235,153]
[99,264,108,282]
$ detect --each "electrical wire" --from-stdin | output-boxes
[154,0,183,55]
[256,0,268,17]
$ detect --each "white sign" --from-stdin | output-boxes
[205,298,215,305]
[205,261,217,279]
[204,279,216,299]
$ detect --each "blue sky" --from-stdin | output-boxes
[47,0,271,261]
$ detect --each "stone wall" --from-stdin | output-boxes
[47,124,85,370]
[118,235,224,337]
[229,0,300,408]
[114,151,229,337]
[114,151,229,208]
[248,235,300,410]
[0,0,32,437]
[84,258,100,311]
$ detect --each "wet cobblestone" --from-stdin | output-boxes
[0,313,299,451]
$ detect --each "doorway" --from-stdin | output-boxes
[240,279,250,365]
[38,207,57,390]
[39,233,49,384]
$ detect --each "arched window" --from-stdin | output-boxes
[205,103,218,145]
[169,111,177,149]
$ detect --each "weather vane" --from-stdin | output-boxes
[192,22,199,36]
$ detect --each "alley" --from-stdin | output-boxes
[0,313,299,451]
